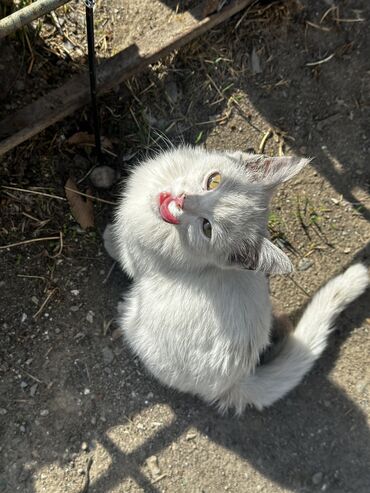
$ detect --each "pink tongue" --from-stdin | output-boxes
[160,196,180,224]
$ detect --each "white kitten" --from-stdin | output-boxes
[104,146,368,413]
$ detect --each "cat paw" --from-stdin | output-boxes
[103,224,120,261]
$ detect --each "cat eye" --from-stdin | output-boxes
[202,219,212,239]
[206,172,221,191]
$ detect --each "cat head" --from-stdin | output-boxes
[116,146,309,275]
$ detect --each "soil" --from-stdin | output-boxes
[0,1,369,492]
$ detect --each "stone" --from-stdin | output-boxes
[298,258,314,271]
[146,455,161,478]
[90,166,117,189]
[102,347,114,365]
[312,472,323,485]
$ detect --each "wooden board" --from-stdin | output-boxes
[0,0,254,156]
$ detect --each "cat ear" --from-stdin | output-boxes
[228,152,310,188]
[228,237,293,275]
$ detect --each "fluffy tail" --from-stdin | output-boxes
[243,263,368,410]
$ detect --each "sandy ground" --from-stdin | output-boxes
[0,1,369,492]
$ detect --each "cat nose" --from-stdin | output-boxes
[174,194,185,210]
[158,192,186,209]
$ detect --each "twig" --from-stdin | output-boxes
[103,318,114,336]
[17,274,46,280]
[333,17,364,23]
[33,288,58,319]
[306,53,335,67]
[258,129,272,153]
[152,473,168,484]
[49,232,64,258]
[14,365,44,384]
[288,275,311,298]
[102,261,116,284]
[80,457,93,493]
[2,185,67,201]
[24,30,35,75]
[0,236,60,250]
[320,6,337,24]
[278,140,285,156]
[1,184,115,205]
[64,186,116,205]
[305,20,330,32]
[22,211,44,223]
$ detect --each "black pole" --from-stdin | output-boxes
[85,1,102,161]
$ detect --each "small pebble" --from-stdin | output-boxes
[298,258,314,271]
[112,328,124,340]
[21,313,27,323]
[86,311,94,323]
[70,305,80,312]
[312,472,323,485]
[20,381,28,389]
[40,409,49,417]
[81,441,89,451]
[185,432,197,441]
[19,425,26,433]
[90,166,117,189]
[102,347,114,365]
[0,408,7,415]
[250,47,262,74]
[165,80,182,104]
[146,455,161,478]
[343,248,351,254]
[84,388,91,395]
[71,290,79,296]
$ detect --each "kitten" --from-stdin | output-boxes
[104,146,368,413]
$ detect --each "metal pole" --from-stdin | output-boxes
[0,0,70,39]
[85,0,102,161]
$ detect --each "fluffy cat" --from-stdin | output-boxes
[104,146,368,413]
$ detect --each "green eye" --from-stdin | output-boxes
[206,172,221,190]
[202,219,212,239]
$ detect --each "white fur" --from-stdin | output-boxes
[105,146,369,413]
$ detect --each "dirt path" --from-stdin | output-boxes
[0,1,369,492]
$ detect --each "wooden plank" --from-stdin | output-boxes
[0,0,71,39]
[0,0,254,156]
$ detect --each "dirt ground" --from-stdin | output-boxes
[0,0,369,492]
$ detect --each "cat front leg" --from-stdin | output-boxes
[103,224,120,262]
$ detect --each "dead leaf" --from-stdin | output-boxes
[65,178,94,230]
[66,131,113,149]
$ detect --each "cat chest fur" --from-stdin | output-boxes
[120,269,272,398]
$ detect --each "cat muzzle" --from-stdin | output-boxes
[158,192,185,224]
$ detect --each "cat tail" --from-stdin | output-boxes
[231,263,368,412]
